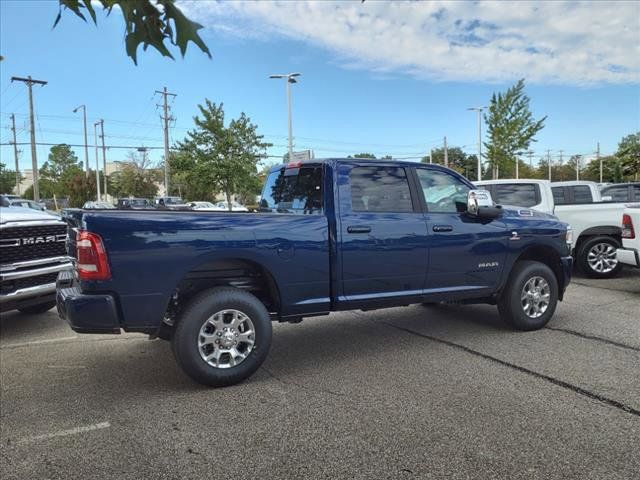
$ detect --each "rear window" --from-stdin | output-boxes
[492,184,538,207]
[602,186,629,201]
[571,186,592,203]
[260,165,323,214]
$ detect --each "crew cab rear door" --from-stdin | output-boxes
[337,163,428,305]
[413,167,509,293]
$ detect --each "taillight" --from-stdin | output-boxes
[76,231,111,280]
[622,214,635,239]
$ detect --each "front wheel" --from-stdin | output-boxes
[172,287,272,387]
[577,236,622,278]
[498,261,559,331]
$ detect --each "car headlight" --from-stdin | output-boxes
[565,228,573,247]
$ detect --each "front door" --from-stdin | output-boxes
[414,167,509,293]
[338,163,428,303]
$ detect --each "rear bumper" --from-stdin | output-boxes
[55,270,121,333]
[616,247,640,268]
[560,255,573,298]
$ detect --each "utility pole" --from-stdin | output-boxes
[93,121,101,201]
[597,142,602,183]
[515,154,519,179]
[576,155,581,181]
[547,149,552,181]
[73,105,90,177]
[429,148,433,164]
[98,119,107,201]
[10,114,21,195]
[11,75,47,201]
[443,136,448,168]
[155,86,176,196]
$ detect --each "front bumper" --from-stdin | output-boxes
[0,257,72,312]
[616,247,640,268]
[560,255,573,298]
[55,270,121,333]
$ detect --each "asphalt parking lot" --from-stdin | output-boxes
[1,269,639,480]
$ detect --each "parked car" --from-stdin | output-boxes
[83,201,116,209]
[188,201,219,211]
[214,200,249,212]
[600,183,640,202]
[616,206,640,268]
[116,198,154,210]
[154,196,190,210]
[1,206,72,314]
[57,159,572,387]
[476,178,634,278]
[6,198,46,211]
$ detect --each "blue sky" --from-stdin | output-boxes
[1,0,639,173]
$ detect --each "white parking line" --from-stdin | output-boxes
[19,422,111,444]
[0,336,78,349]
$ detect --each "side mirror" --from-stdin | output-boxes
[467,189,502,219]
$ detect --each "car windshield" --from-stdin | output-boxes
[165,197,183,204]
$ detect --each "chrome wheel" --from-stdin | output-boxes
[198,309,255,369]
[521,276,550,319]
[587,242,618,274]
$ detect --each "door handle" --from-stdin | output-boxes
[432,224,453,232]
[347,225,372,234]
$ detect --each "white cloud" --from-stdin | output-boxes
[180,0,640,86]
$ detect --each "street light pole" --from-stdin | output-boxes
[73,105,89,177]
[467,106,486,181]
[270,73,301,160]
[93,121,101,201]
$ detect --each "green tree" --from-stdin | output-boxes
[67,170,98,207]
[616,132,640,180]
[110,150,160,198]
[349,153,377,159]
[0,162,21,194]
[39,144,84,198]
[23,179,57,201]
[175,100,271,210]
[54,0,210,65]
[420,147,480,180]
[484,79,546,179]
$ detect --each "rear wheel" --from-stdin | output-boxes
[498,261,558,331]
[577,236,622,278]
[17,301,56,315]
[172,287,272,387]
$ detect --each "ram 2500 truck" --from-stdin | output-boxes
[1,205,72,314]
[476,179,635,278]
[57,159,573,387]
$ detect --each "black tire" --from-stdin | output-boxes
[17,301,56,315]
[172,287,272,387]
[498,261,558,331]
[576,236,622,279]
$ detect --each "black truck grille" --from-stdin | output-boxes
[0,224,67,264]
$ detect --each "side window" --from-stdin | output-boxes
[603,186,628,201]
[493,184,538,207]
[552,187,566,205]
[416,169,470,213]
[571,185,592,203]
[260,166,323,214]
[632,185,640,201]
[349,166,413,213]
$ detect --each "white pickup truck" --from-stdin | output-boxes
[475,179,634,278]
[617,206,640,268]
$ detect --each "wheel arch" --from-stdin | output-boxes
[511,245,566,300]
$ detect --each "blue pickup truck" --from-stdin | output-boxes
[57,159,573,386]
